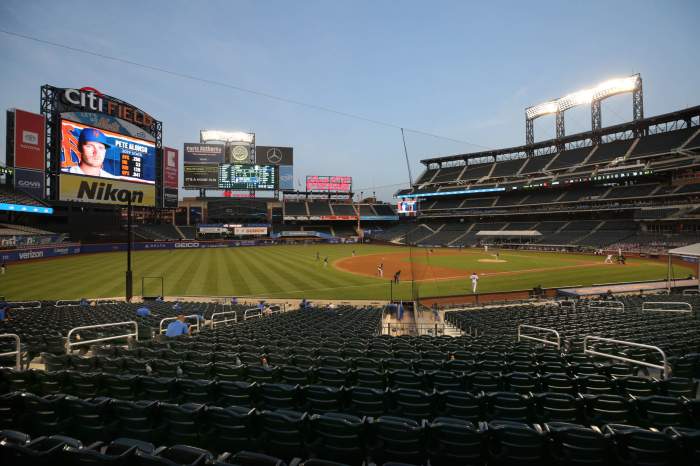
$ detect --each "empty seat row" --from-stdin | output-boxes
[4,372,700,428]
[3,404,700,466]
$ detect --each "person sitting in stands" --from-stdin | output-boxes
[0,301,10,321]
[136,306,151,317]
[165,314,191,337]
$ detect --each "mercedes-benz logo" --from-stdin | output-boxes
[266,148,283,164]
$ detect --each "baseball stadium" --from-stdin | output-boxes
[1,3,700,465]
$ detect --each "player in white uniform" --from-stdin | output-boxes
[470,272,479,293]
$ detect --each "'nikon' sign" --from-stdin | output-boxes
[59,174,155,206]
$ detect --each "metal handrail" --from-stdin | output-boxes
[90,298,122,305]
[641,301,693,313]
[583,335,670,379]
[384,322,445,336]
[211,310,238,328]
[8,301,41,310]
[0,334,21,369]
[587,300,625,311]
[518,324,561,349]
[55,300,81,308]
[159,315,201,334]
[66,321,138,353]
[558,300,576,311]
[244,308,262,320]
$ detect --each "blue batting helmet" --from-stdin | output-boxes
[78,128,111,148]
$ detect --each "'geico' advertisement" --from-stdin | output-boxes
[59,174,156,206]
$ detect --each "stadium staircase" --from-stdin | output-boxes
[173,225,186,240]
[447,223,474,246]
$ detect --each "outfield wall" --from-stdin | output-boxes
[0,237,359,263]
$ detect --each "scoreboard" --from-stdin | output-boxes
[306,175,352,192]
[120,152,142,179]
[218,164,277,190]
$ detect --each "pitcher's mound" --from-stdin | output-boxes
[478,259,507,263]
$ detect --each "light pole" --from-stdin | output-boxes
[126,195,133,302]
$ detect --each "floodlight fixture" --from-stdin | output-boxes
[200,130,254,144]
[525,74,643,145]
[525,101,559,120]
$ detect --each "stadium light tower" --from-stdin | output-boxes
[525,74,643,146]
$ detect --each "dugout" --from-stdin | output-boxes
[476,230,542,245]
[667,243,700,293]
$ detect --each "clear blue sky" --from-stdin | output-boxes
[1,0,698,201]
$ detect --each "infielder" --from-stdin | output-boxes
[470,272,479,293]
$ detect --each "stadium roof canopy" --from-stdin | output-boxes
[668,243,700,258]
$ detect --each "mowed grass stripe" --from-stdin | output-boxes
[220,249,251,296]
[244,248,311,293]
[226,249,260,295]
[36,254,123,300]
[247,248,314,291]
[259,247,353,290]
[260,247,357,290]
[233,247,286,295]
[171,251,205,295]
[229,248,276,296]
[203,249,221,295]
[273,246,372,288]
[6,254,108,300]
[132,250,179,296]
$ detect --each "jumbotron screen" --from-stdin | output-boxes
[60,119,156,184]
[218,164,277,190]
[306,175,352,192]
[397,199,418,216]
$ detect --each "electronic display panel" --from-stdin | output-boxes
[306,175,352,192]
[218,164,277,190]
[60,119,155,184]
[397,199,418,216]
[184,164,218,188]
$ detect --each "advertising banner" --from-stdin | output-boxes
[184,164,218,188]
[233,226,268,236]
[306,176,352,192]
[255,146,293,165]
[163,147,179,188]
[184,143,224,163]
[279,165,294,191]
[163,188,179,209]
[60,119,156,184]
[0,245,81,263]
[13,109,46,170]
[320,215,357,221]
[59,174,156,206]
[14,168,45,199]
[225,144,253,164]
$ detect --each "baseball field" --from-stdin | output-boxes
[0,244,691,302]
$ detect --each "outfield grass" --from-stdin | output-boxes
[0,244,690,301]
